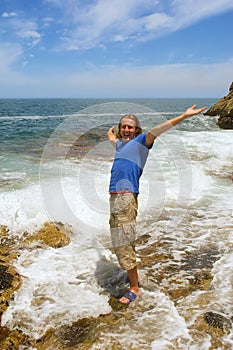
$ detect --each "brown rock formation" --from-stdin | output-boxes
[23,222,71,248]
[204,82,233,129]
[0,225,232,349]
[0,222,71,349]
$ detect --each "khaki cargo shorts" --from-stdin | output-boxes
[109,193,138,271]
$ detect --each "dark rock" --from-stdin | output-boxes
[204,82,233,129]
[0,265,14,290]
[204,311,232,333]
[55,318,99,347]
[217,115,233,129]
[181,246,220,271]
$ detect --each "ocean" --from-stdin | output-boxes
[0,98,233,349]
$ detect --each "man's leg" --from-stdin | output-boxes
[127,266,139,292]
[119,266,140,304]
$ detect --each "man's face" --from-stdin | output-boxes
[120,118,137,142]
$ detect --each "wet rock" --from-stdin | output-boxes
[137,237,174,268]
[0,225,18,259]
[165,270,211,301]
[137,243,219,303]
[204,311,232,333]
[0,334,20,350]
[0,224,231,349]
[23,222,71,248]
[0,329,30,350]
[55,317,99,347]
[0,226,11,246]
[204,82,233,129]
[0,229,23,350]
[0,231,21,316]
[208,164,233,182]
[181,246,220,271]
[0,222,71,350]
[189,271,213,290]
[0,265,14,290]
[192,311,232,349]
[35,314,117,350]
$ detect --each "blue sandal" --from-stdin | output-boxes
[119,290,138,304]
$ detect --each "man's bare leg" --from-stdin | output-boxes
[119,266,140,303]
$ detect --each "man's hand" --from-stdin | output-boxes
[184,104,207,118]
[107,126,117,147]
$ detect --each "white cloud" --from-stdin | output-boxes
[171,0,233,18]
[169,0,233,30]
[47,0,161,49]
[2,1,233,54]
[2,11,17,18]
[45,0,233,50]
[1,10,42,49]
[144,13,173,31]
[17,30,41,47]
[42,17,53,27]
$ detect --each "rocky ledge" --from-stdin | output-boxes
[204,82,233,129]
[0,222,71,349]
[0,227,232,349]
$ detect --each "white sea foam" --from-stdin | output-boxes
[0,185,49,235]
[211,252,233,314]
[1,242,112,338]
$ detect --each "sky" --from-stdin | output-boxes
[0,0,233,98]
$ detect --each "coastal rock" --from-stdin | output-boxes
[0,225,22,316]
[0,226,23,350]
[204,82,233,129]
[34,314,117,350]
[23,222,71,248]
[192,311,232,349]
[0,264,21,316]
[0,222,71,350]
[204,311,232,333]
[0,226,231,349]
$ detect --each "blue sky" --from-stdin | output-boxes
[1,0,233,98]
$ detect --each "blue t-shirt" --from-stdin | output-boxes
[109,133,153,194]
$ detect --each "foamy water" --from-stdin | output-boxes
[1,99,232,348]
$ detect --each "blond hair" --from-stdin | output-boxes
[116,114,142,139]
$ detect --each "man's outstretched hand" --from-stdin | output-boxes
[184,104,207,117]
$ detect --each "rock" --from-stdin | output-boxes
[23,222,71,248]
[0,227,23,350]
[55,317,99,347]
[191,311,232,349]
[204,82,233,129]
[204,311,232,333]
[0,222,71,350]
[0,226,22,316]
[35,314,115,350]
[0,225,231,349]
[217,116,233,129]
